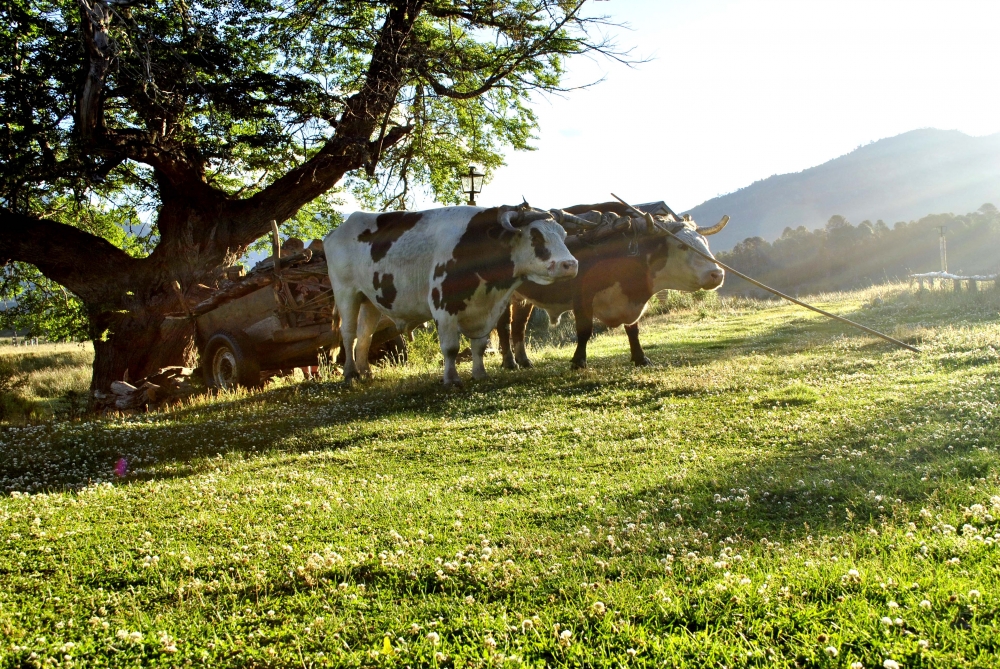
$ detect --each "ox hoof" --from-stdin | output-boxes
[443,376,464,388]
[515,358,533,369]
[633,356,652,367]
[571,359,587,370]
[501,357,518,371]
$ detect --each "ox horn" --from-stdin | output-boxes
[497,211,520,233]
[696,215,730,236]
[498,208,552,232]
[549,209,600,229]
[520,210,557,224]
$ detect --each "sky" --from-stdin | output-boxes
[408,0,1000,214]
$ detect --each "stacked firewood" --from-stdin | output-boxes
[93,367,198,412]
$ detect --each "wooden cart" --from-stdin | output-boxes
[185,226,403,389]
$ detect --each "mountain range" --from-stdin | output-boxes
[683,128,1000,251]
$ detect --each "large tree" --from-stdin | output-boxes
[0,0,621,395]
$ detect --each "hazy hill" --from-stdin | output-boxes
[685,129,1000,251]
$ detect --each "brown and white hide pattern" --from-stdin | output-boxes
[324,206,577,385]
[497,202,725,370]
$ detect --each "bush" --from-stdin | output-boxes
[406,325,445,367]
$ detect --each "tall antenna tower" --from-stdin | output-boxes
[937,225,948,273]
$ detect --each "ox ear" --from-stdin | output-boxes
[487,224,517,242]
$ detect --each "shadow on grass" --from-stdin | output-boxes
[593,283,998,370]
[2,285,992,494]
[523,379,998,549]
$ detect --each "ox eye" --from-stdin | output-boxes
[678,243,689,251]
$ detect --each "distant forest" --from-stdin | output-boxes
[715,203,1000,296]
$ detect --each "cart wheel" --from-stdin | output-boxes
[202,330,260,390]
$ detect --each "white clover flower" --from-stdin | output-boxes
[883,660,900,669]
[887,601,899,609]
[881,616,893,625]
[626,648,637,657]
[426,631,440,645]
[825,646,838,657]
[969,589,981,599]
[521,619,534,632]
[850,663,864,669]
[918,639,929,649]
[919,599,932,609]
[591,601,606,616]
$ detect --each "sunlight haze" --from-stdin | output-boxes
[445,0,1000,213]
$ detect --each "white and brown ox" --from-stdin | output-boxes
[324,205,579,385]
[496,201,729,369]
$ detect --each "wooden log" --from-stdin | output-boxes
[282,237,305,253]
[171,281,194,318]
[115,382,155,410]
[224,265,245,281]
[271,220,282,272]
[251,248,312,274]
[188,272,277,316]
[970,279,978,292]
[954,278,962,292]
[144,383,162,403]
[111,380,137,396]
[307,239,326,258]
[145,366,193,386]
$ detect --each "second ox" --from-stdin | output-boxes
[325,204,579,386]
[497,201,729,369]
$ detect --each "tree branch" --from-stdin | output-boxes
[234,1,425,241]
[0,207,140,302]
[76,0,210,192]
[77,0,115,144]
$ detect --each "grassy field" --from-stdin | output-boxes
[0,342,93,421]
[1,283,999,668]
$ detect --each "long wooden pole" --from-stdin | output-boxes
[610,194,921,354]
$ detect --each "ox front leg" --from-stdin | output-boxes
[337,293,362,383]
[570,300,594,370]
[437,320,463,387]
[353,301,382,378]
[624,323,652,366]
[470,335,490,380]
[511,298,534,369]
[496,303,517,370]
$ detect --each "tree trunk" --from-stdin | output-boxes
[87,296,196,397]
